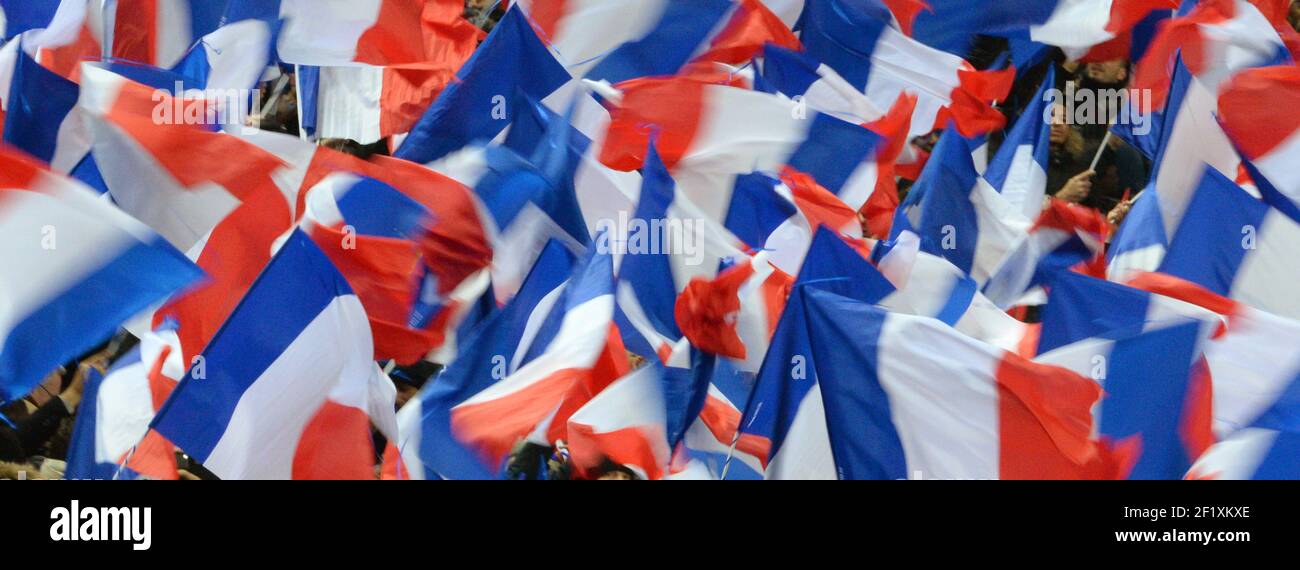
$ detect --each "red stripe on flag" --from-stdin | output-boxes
[451,368,589,468]
[676,261,756,360]
[112,0,159,65]
[995,355,1129,479]
[599,76,709,171]
[567,424,665,480]
[696,0,802,65]
[1218,65,1300,160]
[293,400,377,479]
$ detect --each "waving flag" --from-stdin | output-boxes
[1189,426,1300,479]
[1133,0,1290,112]
[982,68,1054,222]
[109,0,225,68]
[982,198,1108,309]
[65,328,184,480]
[449,235,617,468]
[224,0,479,67]
[893,129,1032,285]
[1158,168,1300,320]
[566,363,672,480]
[2,45,79,164]
[616,143,747,345]
[0,148,202,402]
[1040,270,1300,440]
[875,231,1032,352]
[395,6,572,165]
[1037,321,1208,479]
[397,240,576,480]
[150,230,378,480]
[297,173,440,364]
[1217,64,1300,221]
[797,0,1015,138]
[741,283,1124,479]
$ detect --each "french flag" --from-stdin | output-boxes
[616,143,747,349]
[222,0,473,67]
[982,68,1054,222]
[1039,269,1300,441]
[297,173,443,365]
[674,252,792,373]
[1189,424,1300,479]
[150,230,384,480]
[1094,1,1290,282]
[2,44,80,165]
[397,240,577,480]
[874,231,1032,353]
[64,328,185,480]
[796,0,1015,139]
[1158,167,1300,321]
[566,362,672,480]
[0,148,202,402]
[517,0,736,82]
[1023,0,1180,59]
[395,6,573,165]
[230,131,494,364]
[109,0,225,68]
[0,0,85,41]
[294,0,483,144]
[892,128,1033,286]
[1133,0,1291,113]
[740,282,1126,479]
[982,198,1109,309]
[449,235,618,469]
[1217,64,1300,221]
[1036,321,1210,479]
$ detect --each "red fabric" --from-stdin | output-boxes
[306,224,440,363]
[698,395,771,466]
[451,367,589,468]
[343,0,484,66]
[380,442,411,480]
[369,155,494,297]
[111,0,157,65]
[1108,0,1181,34]
[123,429,179,480]
[1181,357,1217,462]
[0,146,45,188]
[865,93,919,163]
[38,25,100,82]
[862,172,899,239]
[695,0,802,65]
[293,400,377,479]
[935,67,1015,137]
[545,325,630,443]
[524,0,569,42]
[1218,65,1300,159]
[567,424,665,480]
[881,0,932,36]
[599,76,708,171]
[996,355,1133,479]
[676,261,757,359]
[1124,271,1243,317]
[372,0,484,136]
[1133,0,1236,112]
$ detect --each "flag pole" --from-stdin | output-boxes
[1088,130,1112,172]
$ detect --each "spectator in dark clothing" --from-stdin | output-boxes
[0,361,97,463]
